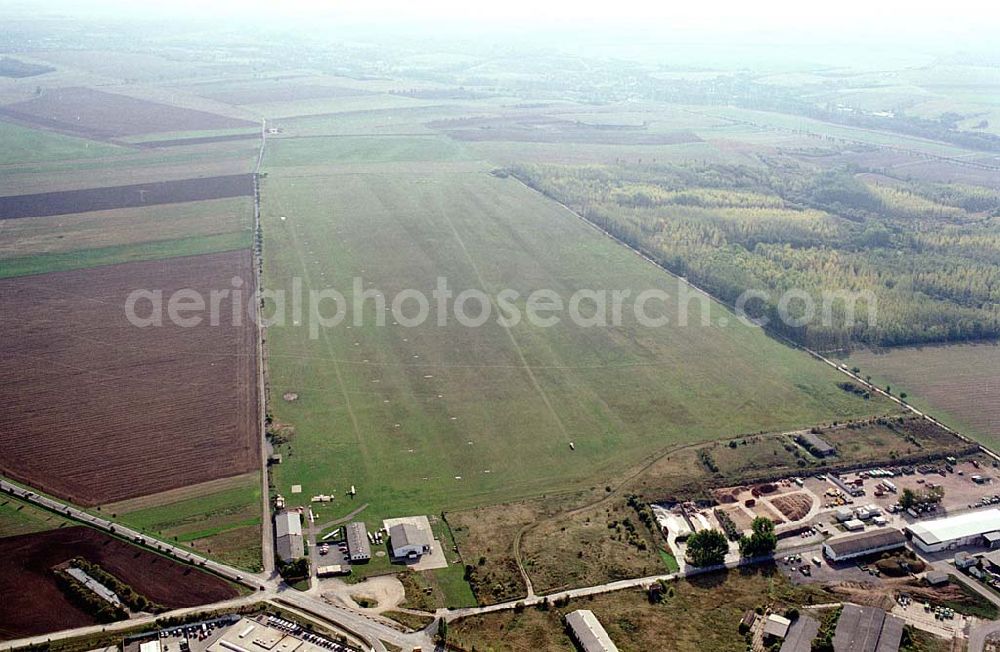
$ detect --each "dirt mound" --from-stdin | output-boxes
[770,492,813,521]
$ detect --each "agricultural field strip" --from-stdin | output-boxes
[0,86,256,140]
[0,174,254,219]
[0,250,259,505]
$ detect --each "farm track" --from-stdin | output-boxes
[253,119,274,575]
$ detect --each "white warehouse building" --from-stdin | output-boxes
[906,508,1000,553]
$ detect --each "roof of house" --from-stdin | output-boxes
[780,616,820,652]
[274,511,302,539]
[764,614,792,638]
[907,508,1000,546]
[825,529,905,557]
[389,522,431,552]
[983,531,1000,543]
[982,549,1000,567]
[565,610,619,652]
[924,571,949,585]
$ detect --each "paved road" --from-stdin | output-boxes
[970,619,1000,652]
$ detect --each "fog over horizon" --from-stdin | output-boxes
[2,0,998,67]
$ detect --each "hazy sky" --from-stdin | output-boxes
[22,0,1000,39]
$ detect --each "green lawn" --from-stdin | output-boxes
[265,135,468,165]
[260,139,888,529]
[0,119,124,165]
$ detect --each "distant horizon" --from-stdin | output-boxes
[1,0,997,61]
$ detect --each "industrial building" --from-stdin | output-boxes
[389,522,432,560]
[823,529,906,562]
[345,522,371,562]
[274,511,304,562]
[906,508,1000,552]
[780,616,820,652]
[796,432,836,457]
[832,604,902,652]
[565,610,619,652]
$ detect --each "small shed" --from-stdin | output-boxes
[955,551,976,569]
[764,614,791,639]
[924,571,949,586]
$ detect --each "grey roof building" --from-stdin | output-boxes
[780,616,820,652]
[389,522,432,560]
[832,604,902,652]
[796,432,836,457]
[275,511,304,562]
[345,522,371,562]
[565,610,618,652]
[822,529,906,562]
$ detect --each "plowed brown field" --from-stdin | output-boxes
[0,526,239,640]
[0,250,259,505]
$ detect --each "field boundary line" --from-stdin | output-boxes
[253,118,274,575]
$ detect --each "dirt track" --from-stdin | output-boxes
[0,250,259,505]
[0,174,254,219]
[0,526,239,640]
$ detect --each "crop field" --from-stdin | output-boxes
[0,119,124,165]
[261,138,886,528]
[0,86,256,138]
[0,526,240,640]
[428,114,703,145]
[0,196,253,270]
[0,173,254,219]
[0,250,259,505]
[193,81,377,106]
[847,343,1000,449]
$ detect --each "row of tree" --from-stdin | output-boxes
[514,161,1000,349]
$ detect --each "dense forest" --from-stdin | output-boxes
[512,161,1000,349]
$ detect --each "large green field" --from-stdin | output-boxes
[260,136,889,527]
[0,119,124,165]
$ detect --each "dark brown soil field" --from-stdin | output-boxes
[0,250,259,505]
[0,87,255,138]
[429,114,703,145]
[0,174,254,219]
[0,526,239,640]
